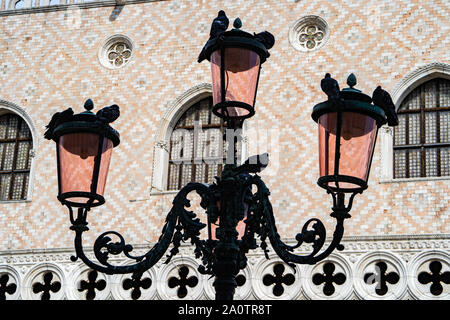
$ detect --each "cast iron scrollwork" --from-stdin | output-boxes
[67,155,353,287]
[67,182,215,276]
[236,172,355,269]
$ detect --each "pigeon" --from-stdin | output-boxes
[44,108,74,140]
[236,153,269,174]
[96,104,120,124]
[209,10,229,40]
[321,73,341,105]
[254,31,275,50]
[372,86,399,126]
[198,11,229,63]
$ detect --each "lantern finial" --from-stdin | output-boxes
[347,73,357,88]
[233,17,242,29]
[84,99,94,111]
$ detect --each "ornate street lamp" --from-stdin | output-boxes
[313,73,387,194]
[45,11,398,300]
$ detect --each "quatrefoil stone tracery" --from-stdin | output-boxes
[0,274,17,300]
[418,261,450,296]
[312,262,346,296]
[262,263,295,297]
[168,266,199,299]
[78,270,106,300]
[107,42,132,67]
[122,273,152,300]
[32,272,61,300]
[364,261,400,296]
[298,25,325,50]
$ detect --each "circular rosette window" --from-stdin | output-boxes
[0,266,20,300]
[98,35,134,69]
[22,264,66,300]
[289,15,330,52]
[67,266,110,300]
[407,251,450,300]
[354,252,407,300]
[111,266,157,300]
[303,255,353,300]
[252,256,301,300]
[157,257,204,300]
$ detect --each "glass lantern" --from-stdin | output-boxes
[49,105,120,208]
[312,74,387,193]
[199,24,272,121]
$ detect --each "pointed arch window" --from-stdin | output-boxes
[393,78,450,178]
[0,113,33,200]
[167,97,241,190]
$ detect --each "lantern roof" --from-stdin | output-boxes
[198,16,274,64]
[311,74,387,127]
[45,99,120,147]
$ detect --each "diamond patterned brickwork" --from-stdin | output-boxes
[0,0,448,251]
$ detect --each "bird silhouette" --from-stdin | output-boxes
[44,108,74,140]
[209,10,229,39]
[372,86,399,126]
[321,73,343,108]
[254,31,275,50]
[198,11,229,63]
[96,104,120,124]
[235,153,269,174]
[321,73,341,100]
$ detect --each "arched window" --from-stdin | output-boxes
[393,78,449,178]
[0,113,33,200]
[167,97,241,190]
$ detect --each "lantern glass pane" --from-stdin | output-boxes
[210,48,261,118]
[58,133,113,205]
[96,138,114,196]
[318,112,378,190]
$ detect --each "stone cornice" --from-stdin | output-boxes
[1,233,448,258]
[1,234,448,300]
[0,0,166,16]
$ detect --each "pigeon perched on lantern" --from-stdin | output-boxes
[254,31,275,50]
[209,10,229,39]
[44,108,74,140]
[96,104,120,124]
[320,73,342,107]
[372,86,399,126]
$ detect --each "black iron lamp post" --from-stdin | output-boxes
[45,11,398,300]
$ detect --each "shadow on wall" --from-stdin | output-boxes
[109,4,124,22]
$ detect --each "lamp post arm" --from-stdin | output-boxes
[68,182,214,276]
[245,175,351,268]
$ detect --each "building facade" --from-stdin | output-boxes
[0,0,448,300]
